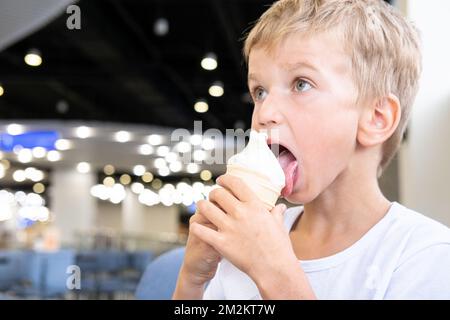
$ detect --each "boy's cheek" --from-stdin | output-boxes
[292,123,356,194]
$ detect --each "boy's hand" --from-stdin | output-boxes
[173,205,221,299]
[189,174,298,284]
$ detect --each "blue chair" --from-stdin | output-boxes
[12,250,75,299]
[13,250,47,297]
[116,251,155,294]
[135,247,185,300]
[129,251,154,274]
[0,251,24,291]
[75,250,101,296]
[96,250,129,295]
[43,250,76,298]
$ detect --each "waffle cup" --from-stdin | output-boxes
[226,164,282,211]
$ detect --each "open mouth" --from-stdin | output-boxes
[268,143,299,197]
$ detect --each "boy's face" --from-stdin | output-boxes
[249,32,361,204]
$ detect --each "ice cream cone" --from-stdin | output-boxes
[221,130,286,211]
[226,164,281,210]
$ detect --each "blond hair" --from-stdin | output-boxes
[243,0,422,172]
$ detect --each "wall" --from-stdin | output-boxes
[398,0,450,226]
[50,168,97,245]
[97,195,179,235]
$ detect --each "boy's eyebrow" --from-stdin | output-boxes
[284,60,321,74]
[247,73,259,83]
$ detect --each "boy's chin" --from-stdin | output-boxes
[282,187,313,205]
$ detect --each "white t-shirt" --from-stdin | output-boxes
[203,202,450,299]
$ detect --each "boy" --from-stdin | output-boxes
[173,0,450,299]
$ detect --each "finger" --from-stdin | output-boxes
[190,222,223,250]
[196,199,229,230]
[208,187,241,217]
[271,203,287,223]
[216,174,256,202]
[190,212,216,231]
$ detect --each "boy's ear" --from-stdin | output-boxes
[357,94,401,147]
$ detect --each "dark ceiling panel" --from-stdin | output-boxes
[0,0,392,131]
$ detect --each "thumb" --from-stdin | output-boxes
[271,203,287,222]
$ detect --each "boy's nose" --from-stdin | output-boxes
[254,95,283,129]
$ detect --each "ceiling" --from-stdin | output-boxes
[0,0,276,132]
[0,0,394,190]
[0,0,392,131]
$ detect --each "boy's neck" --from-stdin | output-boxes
[300,156,391,237]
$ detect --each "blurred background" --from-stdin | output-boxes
[0,0,448,299]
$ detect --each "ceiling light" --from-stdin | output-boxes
[7,123,25,135]
[13,145,23,154]
[24,49,42,67]
[25,167,44,182]
[103,164,115,175]
[56,100,69,114]
[186,163,200,174]
[55,139,72,150]
[77,162,91,174]
[103,176,115,187]
[176,141,191,153]
[201,52,218,71]
[190,134,202,146]
[142,172,154,183]
[31,147,46,158]
[30,171,44,182]
[131,182,144,194]
[158,167,170,177]
[201,138,215,150]
[138,144,154,155]
[90,184,109,200]
[133,165,146,176]
[154,158,166,169]
[13,170,26,182]
[46,150,61,162]
[25,193,44,207]
[154,17,169,36]
[208,81,224,97]
[0,85,4,96]
[200,170,212,181]
[160,197,173,207]
[194,99,209,113]
[193,149,206,162]
[151,178,162,190]
[33,183,45,194]
[119,174,131,185]
[75,126,92,139]
[165,152,178,163]
[147,134,163,146]
[114,130,131,143]
[169,161,182,173]
[14,191,26,203]
[193,181,204,192]
[18,149,32,163]
[110,184,126,204]
[156,145,170,157]
[163,184,175,191]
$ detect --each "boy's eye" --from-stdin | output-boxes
[253,87,267,101]
[295,79,312,92]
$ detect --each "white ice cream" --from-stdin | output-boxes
[227,130,285,191]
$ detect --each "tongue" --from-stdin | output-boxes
[277,150,298,197]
